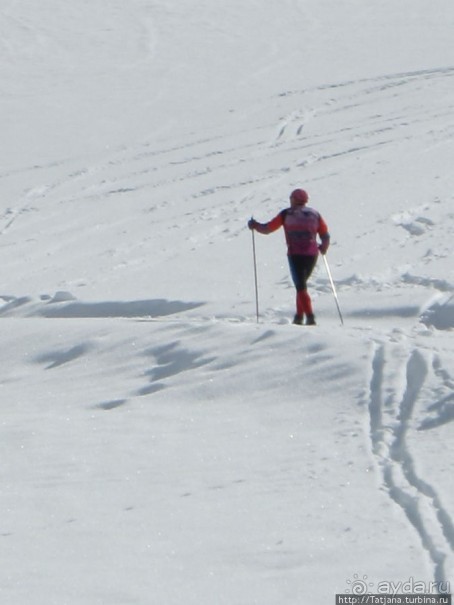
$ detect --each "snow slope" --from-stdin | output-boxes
[1,1,454,604]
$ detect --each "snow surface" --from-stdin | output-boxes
[1,1,454,604]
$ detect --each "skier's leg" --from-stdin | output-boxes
[301,256,317,324]
[301,255,317,287]
[300,290,316,324]
[289,255,318,324]
[298,290,313,315]
[298,256,317,324]
[288,256,304,323]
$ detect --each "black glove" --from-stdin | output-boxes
[248,218,258,230]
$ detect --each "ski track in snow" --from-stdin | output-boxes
[1,50,454,601]
[368,342,454,587]
[2,64,452,303]
[3,65,453,213]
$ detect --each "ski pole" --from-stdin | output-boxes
[251,221,260,323]
[322,254,344,325]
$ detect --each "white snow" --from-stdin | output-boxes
[1,1,454,604]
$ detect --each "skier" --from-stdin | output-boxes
[248,188,330,325]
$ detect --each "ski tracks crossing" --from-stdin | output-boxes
[367,340,454,588]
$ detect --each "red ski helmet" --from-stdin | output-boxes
[290,188,309,206]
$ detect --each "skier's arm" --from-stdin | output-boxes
[248,212,284,234]
[318,216,330,255]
